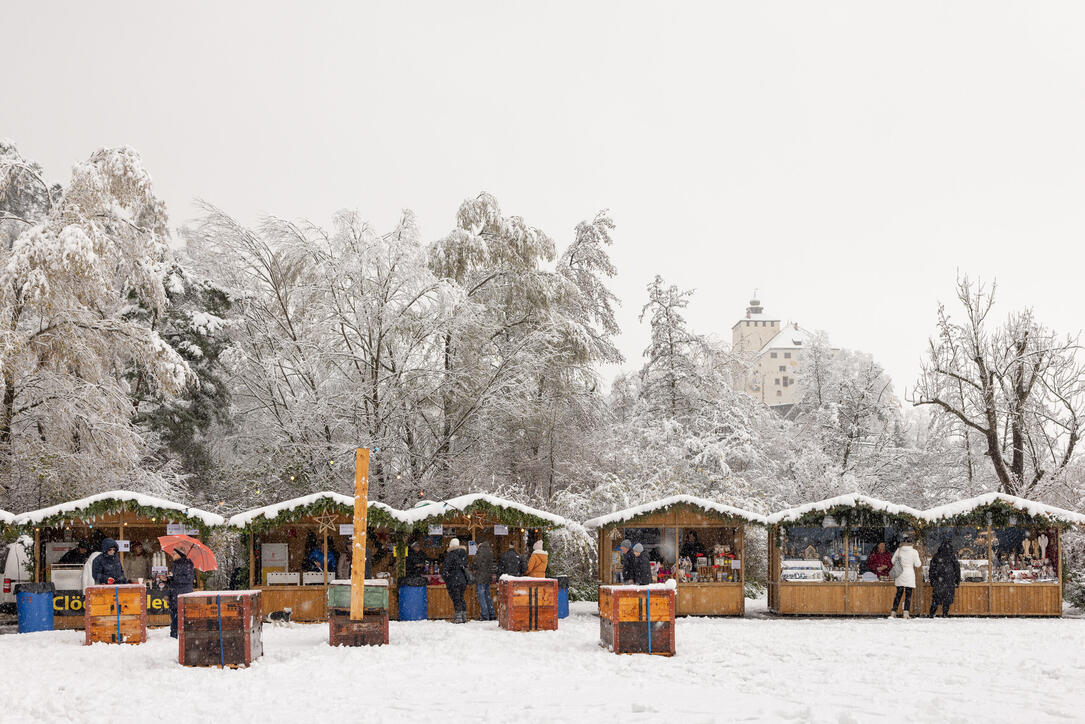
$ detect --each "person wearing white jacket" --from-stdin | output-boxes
[889,535,923,619]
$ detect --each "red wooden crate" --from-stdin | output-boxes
[178,591,263,668]
[84,584,147,645]
[498,577,558,632]
[329,609,389,646]
[599,585,675,656]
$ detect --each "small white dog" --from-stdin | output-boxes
[264,607,294,627]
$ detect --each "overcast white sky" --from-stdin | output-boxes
[4,2,1084,394]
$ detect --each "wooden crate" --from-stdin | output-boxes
[327,579,389,613]
[498,577,558,632]
[178,591,263,668]
[599,585,675,656]
[328,609,389,646]
[84,584,147,645]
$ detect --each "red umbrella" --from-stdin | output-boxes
[157,534,218,572]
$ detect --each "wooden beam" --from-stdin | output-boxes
[248,530,255,588]
[322,526,329,586]
[350,448,370,621]
[34,527,40,583]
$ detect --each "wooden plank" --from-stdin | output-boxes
[259,586,327,621]
[846,583,897,615]
[775,583,847,615]
[350,447,369,621]
[675,583,744,616]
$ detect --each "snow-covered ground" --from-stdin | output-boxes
[2,600,1084,723]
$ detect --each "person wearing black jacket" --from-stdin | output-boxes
[497,544,524,578]
[619,539,635,583]
[472,541,496,621]
[441,538,470,624]
[91,539,127,585]
[59,541,90,565]
[927,541,962,618]
[631,543,652,585]
[405,540,427,578]
[168,547,196,638]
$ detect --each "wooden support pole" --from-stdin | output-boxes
[248,530,255,588]
[34,527,40,583]
[322,527,329,586]
[350,448,370,621]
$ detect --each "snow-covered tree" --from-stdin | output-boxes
[638,275,706,418]
[0,144,190,507]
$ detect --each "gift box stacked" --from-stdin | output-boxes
[327,580,389,646]
[84,584,147,645]
[598,585,675,656]
[498,577,558,632]
[177,590,263,668]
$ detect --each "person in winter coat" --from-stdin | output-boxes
[91,539,128,585]
[927,541,962,617]
[472,541,496,621]
[497,544,524,578]
[442,538,470,624]
[336,541,351,580]
[525,540,548,578]
[680,531,705,562]
[306,544,337,574]
[59,541,90,565]
[867,542,893,579]
[124,540,151,583]
[632,543,652,585]
[619,539,636,583]
[81,552,101,593]
[405,540,427,578]
[889,534,923,618]
[168,546,197,638]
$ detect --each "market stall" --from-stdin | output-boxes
[395,494,568,620]
[922,493,1085,616]
[584,495,766,616]
[228,492,405,622]
[767,494,925,616]
[13,491,224,629]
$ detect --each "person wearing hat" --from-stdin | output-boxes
[525,539,548,578]
[889,533,923,619]
[619,539,636,583]
[58,541,90,565]
[441,538,470,624]
[405,539,427,579]
[632,543,652,585]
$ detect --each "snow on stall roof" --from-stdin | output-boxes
[0,508,14,525]
[396,493,567,527]
[227,492,403,528]
[14,490,225,526]
[923,493,1085,525]
[767,494,924,525]
[583,495,767,529]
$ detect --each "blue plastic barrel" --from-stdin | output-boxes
[16,582,55,633]
[398,584,427,621]
[556,575,569,619]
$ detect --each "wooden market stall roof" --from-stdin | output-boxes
[396,493,568,530]
[583,495,768,529]
[767,494,925,526]
[226,491,407,531]
[13,489,225,531]
[0,507,13,525]
[922,492,1085,526]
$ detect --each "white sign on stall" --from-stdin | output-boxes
[494,525,508,536]
[731,559,741,570]
[428,524,443,536]
[116,540,130,552]
[339,524,354,536]
[261,542,289,584]
[468,541,477,556]
[165,523,200,536]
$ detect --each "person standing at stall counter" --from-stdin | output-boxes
[442,538,470,624]
[888,534,922,619]
[618,539,634,583]
[92,539,127,585]
[927,541,962,617]
[168,547,196,638]
[124,540,151,583]
[525,540,548,577]
[631,543,652,585]
[472,540,496,621]
[498,543,524,578]
[867,542,893,579]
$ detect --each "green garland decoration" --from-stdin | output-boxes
[238,499,407,535]
[16,498,220,537]
[925,500,1076,530]
[777,503,922,531]
[601,501,764,529]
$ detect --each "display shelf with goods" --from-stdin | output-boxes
[584,496,766,616]
[393,494,567,621]
[13,491,225,630]
[228,493,404,622]
[767,495,925,616]
[921,493,1085,616]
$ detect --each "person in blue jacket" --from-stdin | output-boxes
[91,539,128,585]
[307,545,337,574]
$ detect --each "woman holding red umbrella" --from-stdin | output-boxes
[167,546,196,638]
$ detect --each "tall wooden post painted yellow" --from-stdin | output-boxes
[350,448,370,621]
